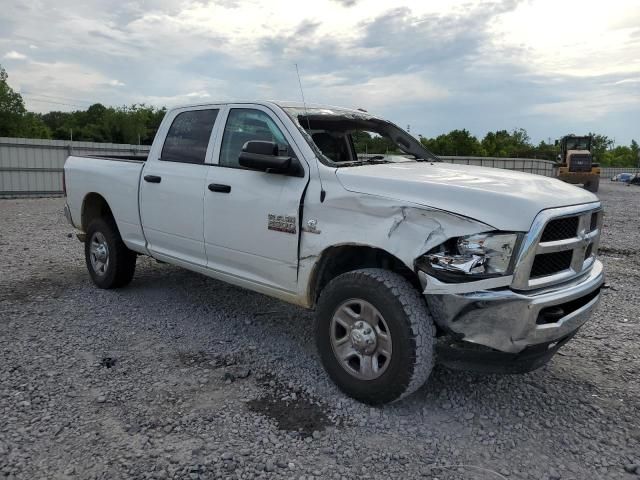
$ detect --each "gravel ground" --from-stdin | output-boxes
[1,181,639,480]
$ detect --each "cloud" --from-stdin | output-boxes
[528,74,640,120]
[306,71,449,109]
[331,0,359,6]
[613,78,640,85]
[4,50,27,60]
[0,0,637,143]
[9,60,118,111]
[185,91,210,98]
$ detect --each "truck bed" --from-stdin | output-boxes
[64,154,148,253]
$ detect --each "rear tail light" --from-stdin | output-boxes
[62,169,67,196]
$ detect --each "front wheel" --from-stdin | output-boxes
[85,218,136,289]
[315,268,435,405]
[584,177,600,192]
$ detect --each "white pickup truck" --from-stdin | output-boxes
[64,101,604,404]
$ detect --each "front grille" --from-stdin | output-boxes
[531,251,573,278]
[541,217,579,242]
[569,154,592,172]
[513,204,602,290]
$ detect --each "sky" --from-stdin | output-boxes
[1,0,639,144]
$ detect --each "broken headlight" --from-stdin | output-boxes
[416,232,521,282]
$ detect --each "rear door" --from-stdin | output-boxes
[203,104,309,293]
[140,107,221,265]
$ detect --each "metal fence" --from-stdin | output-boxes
[439,156,556,176]
[600,166,640,179]
[0,137,150,198]
[1,137,636,198]
[359,154,557,176]
[360,155,637,179]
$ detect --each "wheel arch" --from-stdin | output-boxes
[81,192,115,232]
[307,243,420,307]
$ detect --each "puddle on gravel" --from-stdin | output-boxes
[247,382,332,436]
[0,272,84,302]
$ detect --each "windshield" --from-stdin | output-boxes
[564,137,591,151]
[283,106,439,166]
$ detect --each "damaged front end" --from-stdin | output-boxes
[424,261,603,373]
[416,204,604,373]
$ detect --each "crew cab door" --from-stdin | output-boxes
[140,107,221,265]
[204,104,308,293]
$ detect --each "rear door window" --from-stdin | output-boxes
[161,109,219,164]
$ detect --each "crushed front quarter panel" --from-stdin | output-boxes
[295,171,494,306]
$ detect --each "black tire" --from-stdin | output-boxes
[315,268,435,405]
[584,177,600,193]
[85,217,136,289]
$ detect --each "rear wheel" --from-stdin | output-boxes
[85,218,136,289]
[315,268,435,405]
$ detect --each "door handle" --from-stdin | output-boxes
[144,175,162,183]
[208,183,231,193]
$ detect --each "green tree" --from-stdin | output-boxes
[351,130,372,153]
[588,133,613,163]
[39,103,166,144]
[420,129,484,156]
[602,145,635,167]
[0,64,27,136]
[534,140,557,161]
[22,112,51,138]
[0,65,51,138]
[41,111,72,133]
[352,130,399,154]
[630,139,639,168]
[480,129,533,157]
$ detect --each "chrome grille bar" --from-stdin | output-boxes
[512,202,602,291]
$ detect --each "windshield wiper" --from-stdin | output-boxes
[336,158,391,167]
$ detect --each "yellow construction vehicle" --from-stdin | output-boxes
[554,135,600,192]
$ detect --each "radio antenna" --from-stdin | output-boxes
[294,63,325,202]
[295,63,312,130]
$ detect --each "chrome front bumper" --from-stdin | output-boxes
[424,260,604,354]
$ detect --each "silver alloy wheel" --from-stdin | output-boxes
[330,299,393,380]
[89,231,110,276]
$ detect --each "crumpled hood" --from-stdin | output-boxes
[335,162,599,231]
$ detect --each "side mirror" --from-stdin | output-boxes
[238,141,303,176]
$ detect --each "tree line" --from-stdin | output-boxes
[354,128,639,168]
[418,128,639,168]
[2,65,638,166]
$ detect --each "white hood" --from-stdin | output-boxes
[335,162,598,231]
